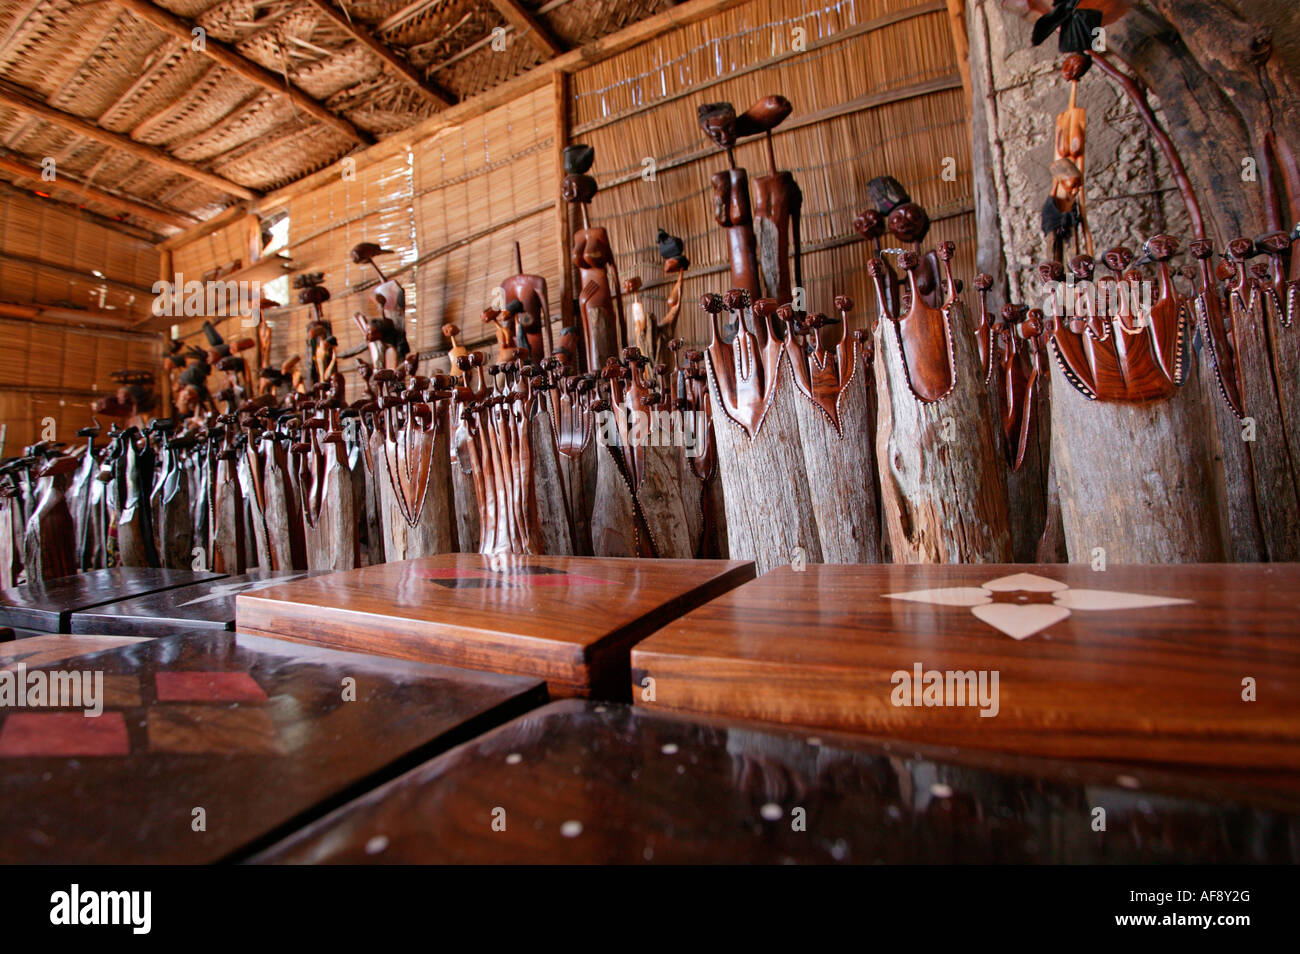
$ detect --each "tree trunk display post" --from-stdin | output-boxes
[860,183,1012,564]
[1015,0,1300,561]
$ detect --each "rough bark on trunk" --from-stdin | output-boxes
[1049,359,1226,563]
[874,301,1012,563]
[709,357,823,574]
[789,364,884,563]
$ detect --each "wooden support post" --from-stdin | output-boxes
[553,71,575,333]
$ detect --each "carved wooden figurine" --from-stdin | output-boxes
[22,454,79,584]
[742,95,803,304]
[502,242,555,364]
[1042,54,1095,263]
[699,102,760,299]
[562,145,626,373]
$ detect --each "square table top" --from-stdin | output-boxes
[236,553,755,698]
[70,569,319,636]
[0,630,546,863]
[630,562,1300,773]
[1,568,227,633]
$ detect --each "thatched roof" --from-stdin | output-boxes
[0,0,669,237]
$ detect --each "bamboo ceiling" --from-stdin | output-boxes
[0,0,672,237]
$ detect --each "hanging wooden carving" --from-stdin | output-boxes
[1188,230,1299,420]
[289,393,359,572]
[66,422,107,571]
[149,419,193,570]
[456,354,573,557]
[664,340,726,559]
[589,346,695,559]
[858,182,1012,563]
[1039,236,1188,404]
[1042,54,1095,263]
[974,280,1051,473]
[700,290,822,572]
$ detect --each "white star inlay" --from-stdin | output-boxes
[885,573,1192,640]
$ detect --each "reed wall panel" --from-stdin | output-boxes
[164,0,972,377]
[0,186,162,452]
[0,190,158,320]
[0,315,160,452]
[567,0,974,346]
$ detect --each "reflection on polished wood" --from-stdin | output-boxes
[69,570,319,636]
[236,554,755,699]
[0,568,227,633]
[253,700,1300,864]
[1,633,149,669]
[0,631,545,863]
[631,563,1300,773]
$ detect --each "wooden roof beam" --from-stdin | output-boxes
[0,152,199,230]
[108,0,374,146]
[485,0,564,59]
[0,78,259,201]
[302,1,455,108]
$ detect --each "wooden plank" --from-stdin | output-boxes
[236,554,755,698]
[251,699,1300,863]
[69,569,321,636]
[944,0,972,113]
[108,0,371,146]
[300,0,454,108]
[553,71,573,329]
[485,0,564,58]
[0,630,545,863]
[0,79,258,201]
[156,202,250,252]
[0,568,227,633]
[631,563,1300,773]
[0,153,198,229]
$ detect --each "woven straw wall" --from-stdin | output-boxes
[0,315,161,452]
[569,0,974,346]
[0,188,158,319]
[172,84,555,376]
[166,0,973,377]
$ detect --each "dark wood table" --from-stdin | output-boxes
[252,700,1300,864]
[70,570,319,636]
[0,568,227,633]
[0,631,546,863]
[630,563,1300,775]
[236,554,755,699]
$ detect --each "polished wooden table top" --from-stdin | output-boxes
[253,700,1300,864]
[631,563,1300,773]
[0,631,546,864]
[70,570,318,636]
[237,554,755,698]
[1,633,149,670]
[0,568,227,633]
